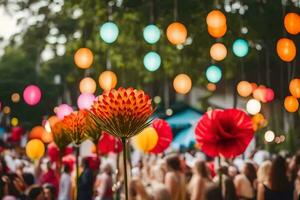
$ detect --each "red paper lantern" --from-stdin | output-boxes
[149,119,173,154]
[97,132,122,155]
[265,88,275,102]
[195,109,254,158]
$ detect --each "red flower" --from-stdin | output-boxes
[149,119,173,154]
[97,132,122,155]
[195,109,254,158]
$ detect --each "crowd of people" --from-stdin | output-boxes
[1,146,300,200]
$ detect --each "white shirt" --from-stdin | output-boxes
[58,172,72,200]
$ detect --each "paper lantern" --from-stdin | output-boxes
[208,24,227,38]
[11,118,18,126]
[284,96,299,112]
[253,87,267,102]
[98,70,117,91]
[233,39,249,57]
[79,77,96,94]
[276,38,296,62]
[29,126,46,140]
[133,127,158,152]
[210,43,227,61]
[41,132,53,144]
[11,93,20,103]
[23,85,42,106]
[264,130,275,142]
[26,139,45,160]
[206,10,226,28]
[284,13,300,35]
[246,99,261,115]
[143,51,161,71]
[77,93,95,110]
[143,24,160,44]
[265,88,275,102]
[74,48,93,69]
[100,22,119,43]
[289,78,300,98]
[207,83,216,92]
[237,81,252,97]
[173,74,192,94]
[56,104,73,120]
[206,65,222,83]
[3,106,10,114]
[166,22,187,45]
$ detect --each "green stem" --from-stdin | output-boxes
[218,156,223,195]
[75,145,80,199]
[122,138,128,200]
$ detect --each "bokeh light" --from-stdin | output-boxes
[100,22,119,43]
[246,99,261,115]
[23,85,42,106]
[233,39,249,57]
[276,38,296,62]
[11,93,20,103]
[98,71,117,91]
[56,104,73,120]
[173,74,192,94]
[166,22,187,45]
[79,77,97,94]
[264,130,275,142]
[237,81,252,97]
[284,96,299,113]
[210,43,227,61]
[77,93,95,110]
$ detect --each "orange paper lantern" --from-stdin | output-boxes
[284,96,299,112]
[210,43,227,61]
[41,132,53,144]
[79,77,97,94]
[166,22,187,45]
[29,126,46,140]
[237,81,252,97]
[74,48,94,69]
[207,83,217,92]
[207,24,227,38]
[206,10,226,28]
[289,78,300,98]
[98,71,117,91]
[173,74,192,94]
[276,38,296,62]
[284,13,300,35]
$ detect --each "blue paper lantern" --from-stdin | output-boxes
[143,24,160,44]
[143,51,161,71]
[100,22,119,44]
[206,65,222,83]
[232,39,249,57]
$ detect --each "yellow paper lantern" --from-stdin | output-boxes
[26,139,45,160]
[98,71,117,91]
[210,43,227,61]
[173,74,192,94]
[206,10,226,28]
[79,77,97,94]
[284,96,299,113]
[284,13,300,35]
[166,22,187,45]
[133,127,158,152]
[237,81,252,97]
[74,48,94,69]
[11,117,19,126]
[276,38,296,62]
[289,78,300,98]
[11,93,20,103]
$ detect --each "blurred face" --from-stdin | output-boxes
[43,188,52,200]
[36,191,45,200]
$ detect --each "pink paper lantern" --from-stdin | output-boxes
[56,104,73,120]
[23,85,42,106]
[265,88,275,102]
[77,93,95,110]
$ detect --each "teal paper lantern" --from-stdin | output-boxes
[232,39,249,57]
[143,24,160,44]
[100,22,119,44]
[206,65,222,83]
[143,51,161,71]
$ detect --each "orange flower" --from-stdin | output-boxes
[90,87,153,139]
[51,121,71,150]
[61,110,89,145]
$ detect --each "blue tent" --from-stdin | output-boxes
[165,108,202,149]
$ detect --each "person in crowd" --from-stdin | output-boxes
[234,162,256,200]
[164,154,186,200]
[224,177,238,200]
[257,161,271,186]
[129,177,150,200]
[27,185,45,200]
[43,184,56,200]
[58,165,72,200]
[39,162,58,197]
[257,156,293,200]
[94,163,113,200]
[203,184,223,200]
[149,164,171,200]
[77,158,94,200]
[188,160,212,200]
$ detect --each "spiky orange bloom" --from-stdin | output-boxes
[51,121,71,150]
[61,110,88,145]
[90,87,153,139]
